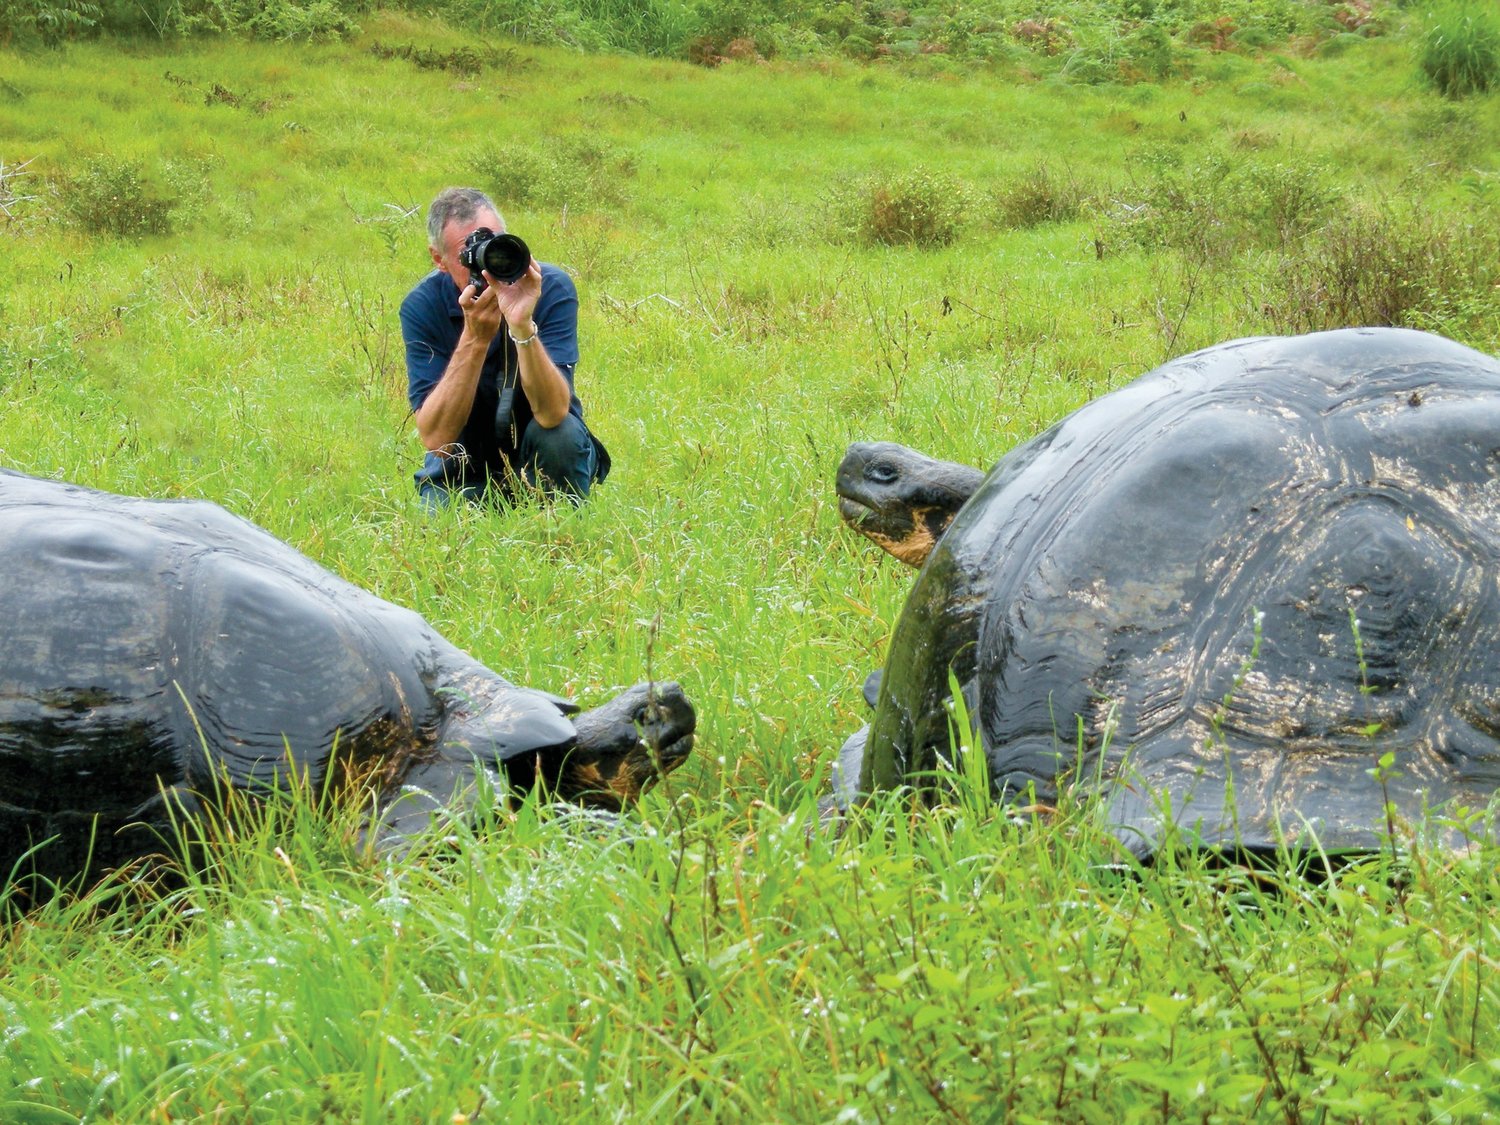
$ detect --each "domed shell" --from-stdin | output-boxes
[0,471,574,884]
[863,328,1500,855]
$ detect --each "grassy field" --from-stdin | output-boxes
[2,8,1500,1120]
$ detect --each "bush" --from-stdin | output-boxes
[56,154,213,237]
[825,166,969,247]
[989,163,1090,229]
[1252,158,1342,244]
[0,0,364,38]
[0,0,99,44]
[15,0,1355,63]
[1418,0,1500,98]
[1098,147,1340,262]
[473,134,635,213]
[1254,202,1500,334]
[185,0,362,40]
[62,156,175,238]
[365,0,1356,66]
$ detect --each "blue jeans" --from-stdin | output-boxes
[416,413,606,510]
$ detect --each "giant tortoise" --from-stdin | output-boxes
[835,327,1500,856]
[0,470,695,891]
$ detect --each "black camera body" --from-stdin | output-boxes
[458,228,531,293]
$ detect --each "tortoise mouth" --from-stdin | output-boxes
[650,732,695,772]
[838,496,877,526]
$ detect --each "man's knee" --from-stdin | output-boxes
[520,414,599,499]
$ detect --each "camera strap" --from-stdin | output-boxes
[495,348,519,448]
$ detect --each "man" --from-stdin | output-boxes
[400,187,609,507]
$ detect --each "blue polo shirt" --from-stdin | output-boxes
[400,264,583,487]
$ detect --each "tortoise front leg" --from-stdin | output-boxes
[361,759,502,855]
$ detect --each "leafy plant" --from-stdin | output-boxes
[1099,147,1341,262]
[56,154,214,238]
[825,166,969,247]
[989,161,1091,228]
[1256,200,1500,333]
[367,39,520,73]
[189,0,363,41]
[474,133,635,213]
[62,156,176,238]
[1418,0,1500,98]
[0,0,99,43]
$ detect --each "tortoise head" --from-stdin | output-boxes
[835,442,985,568]
[547,681,696,811]
[371,678,696,848]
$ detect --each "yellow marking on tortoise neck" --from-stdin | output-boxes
[852,505,957,568]
[564,759,644,809]
[866,526,937,568]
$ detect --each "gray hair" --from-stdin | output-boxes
[426,187,503,249]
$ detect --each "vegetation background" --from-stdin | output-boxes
[2,0,1499,1119]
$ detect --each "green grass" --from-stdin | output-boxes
[1419,0,1500,98]
[2,9,1500,1120]
[5,792,1499,1120]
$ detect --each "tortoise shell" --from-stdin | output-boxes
[861,328,1500,854]
[0,471,692,889]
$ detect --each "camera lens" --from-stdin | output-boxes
[481,233,531,285]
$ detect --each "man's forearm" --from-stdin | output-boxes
[512,319,573,428]
[415,333,489,451]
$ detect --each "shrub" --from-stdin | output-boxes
[371,0,1350,66]
[0,0,99,44]
[1418,0,1500,98]
[1097,147,1340,262]
[1254,202,1500,334]
[1120,21,1175,79]
[473,134,635,213]
[91,0,182,36]
[1099,148,1232,257]
[62,156,176,238]
[367,41,521,73]
[58,154,215,237]
[1252,158,1341,244]
[6,0,366,38]
[187,0,362,41]
[825,166,969,247]
[989,163,1090,229]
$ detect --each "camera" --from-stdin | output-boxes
[458,228,531,293]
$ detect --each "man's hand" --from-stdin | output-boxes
[487,259,542,334]
[458,279,505,343]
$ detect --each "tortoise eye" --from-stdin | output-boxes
[867,461,899,484]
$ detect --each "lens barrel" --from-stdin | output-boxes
[480,233,531,284]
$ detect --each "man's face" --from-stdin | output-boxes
[430,209,504,292]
